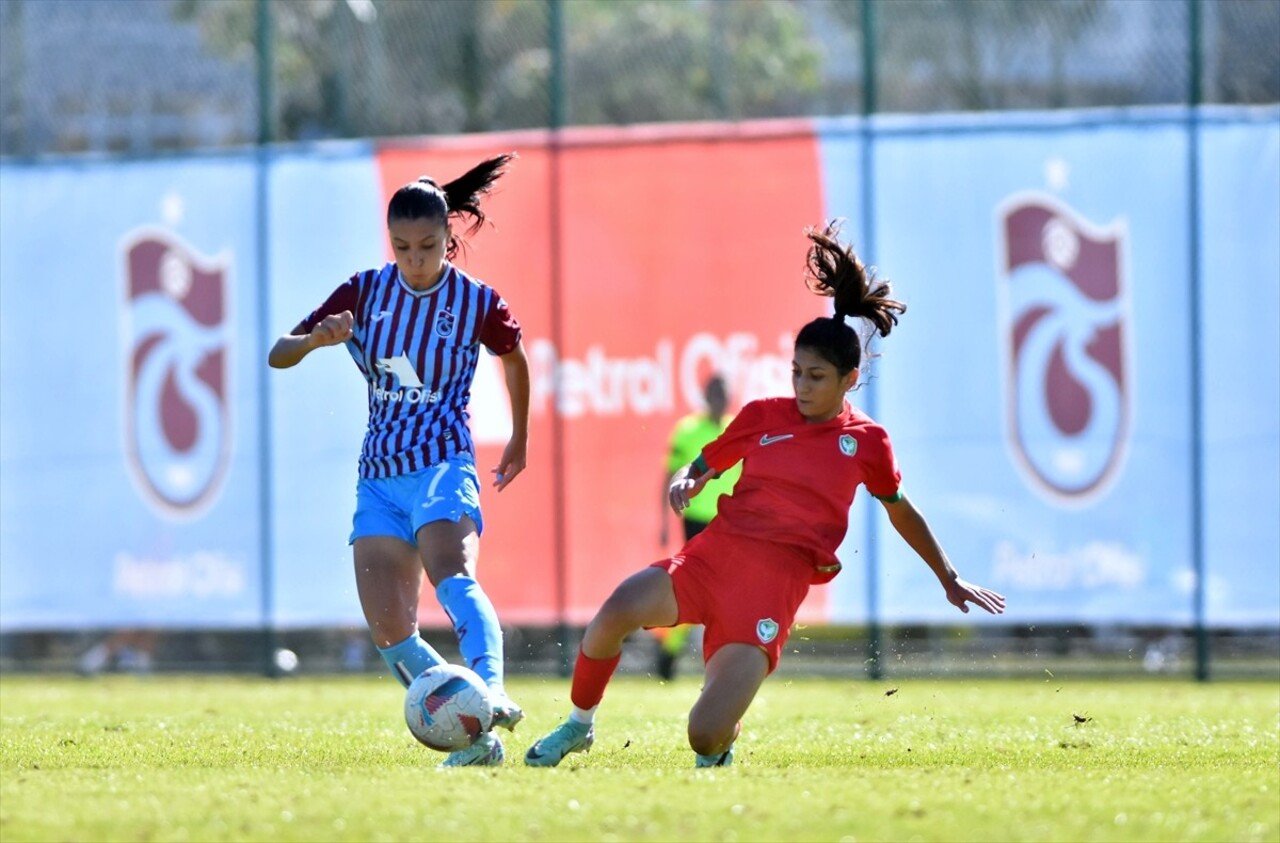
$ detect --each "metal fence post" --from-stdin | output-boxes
[861,0,884,681]
[1187,0,1210,682]
[548,0,573,677]
[255,0,279,677]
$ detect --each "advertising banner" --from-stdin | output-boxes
[0,159,263,628]
[845,119,1196,623]
[2,109,1275,632]
[1198,116,1280,625]
[375,127,829,625]
[265,145,388,628]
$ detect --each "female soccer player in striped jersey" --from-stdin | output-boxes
[269,153,528,767]
[525,221,1006,769]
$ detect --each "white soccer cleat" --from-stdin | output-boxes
[440,731,504,768]
[489,690,525,732]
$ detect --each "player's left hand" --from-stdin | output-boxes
[944,578,1006,615]
[491,438,527,492]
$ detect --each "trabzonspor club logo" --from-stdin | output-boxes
[996,195,1131,504]
[121,230,232,516]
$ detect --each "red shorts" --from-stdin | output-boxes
[650,528,813,673]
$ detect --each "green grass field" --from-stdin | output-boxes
[1,674,1276,842]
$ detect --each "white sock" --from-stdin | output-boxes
[570,706,596,725]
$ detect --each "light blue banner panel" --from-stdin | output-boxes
[265,145,385,628]
[816,120,873,623]
[814,118,870,249]
[825,114,1199,624]
[0,158,264,629]
[1199,113,1280,626]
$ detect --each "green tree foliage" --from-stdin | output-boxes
[172,0,1278,143]
[175,0,822,140]
[562,0,821,124]
[834,0,1109,112]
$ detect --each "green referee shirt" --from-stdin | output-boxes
[666,413,741,525]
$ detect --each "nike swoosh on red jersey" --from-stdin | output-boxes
[759,433,794,446]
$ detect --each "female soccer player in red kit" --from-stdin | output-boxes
[525,221,1006,768]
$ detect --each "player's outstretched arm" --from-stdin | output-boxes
[268,310,354,369]
[880,494,1006,616]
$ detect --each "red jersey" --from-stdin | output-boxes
[698,396,902,583]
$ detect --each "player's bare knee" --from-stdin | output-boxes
[600,580,652,624]
[592,597,642,640]
[422,554,469,586]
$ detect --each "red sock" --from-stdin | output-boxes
[570,647,621,711]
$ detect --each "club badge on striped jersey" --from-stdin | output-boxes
[996,194,1131,505]
[434,308,456,338]
[121,229,232,517]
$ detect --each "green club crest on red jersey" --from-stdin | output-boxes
[839,435,858,456]
[756,618,779,644]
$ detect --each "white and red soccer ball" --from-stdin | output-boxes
[403,664,494,752]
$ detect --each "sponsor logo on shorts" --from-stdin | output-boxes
[839,434,857,456]
[756,618,779,644]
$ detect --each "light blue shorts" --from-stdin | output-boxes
[349,455,484,545]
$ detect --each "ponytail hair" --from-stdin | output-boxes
[386,152,516,259]
[795,221,906,376]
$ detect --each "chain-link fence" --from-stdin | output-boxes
[2,0,1277,156]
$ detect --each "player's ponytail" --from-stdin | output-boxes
[386,152,516,259]
[795,221,906,375]
[438,152,515,236]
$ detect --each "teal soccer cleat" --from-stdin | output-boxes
[523,719,594,767]
[695,746,733,767]
[440,731,504,767]
[695,721,739,767]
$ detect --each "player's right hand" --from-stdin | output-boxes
[311,311,354,347]
[668,467,715,515]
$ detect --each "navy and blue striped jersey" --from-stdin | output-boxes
[292,262,521,478]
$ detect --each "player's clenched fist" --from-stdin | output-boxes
[311,311,354,347]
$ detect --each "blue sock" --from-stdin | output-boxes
[435,574,504,688]
[377,631,445,688]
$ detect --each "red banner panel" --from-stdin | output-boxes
[376,124,827,627]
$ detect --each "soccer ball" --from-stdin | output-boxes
[403,664,494,752]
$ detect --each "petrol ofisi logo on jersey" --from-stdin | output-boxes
[120,229,232,518]
[996,194,1132,505]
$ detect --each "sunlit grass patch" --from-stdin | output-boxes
[1,675,1276,842]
